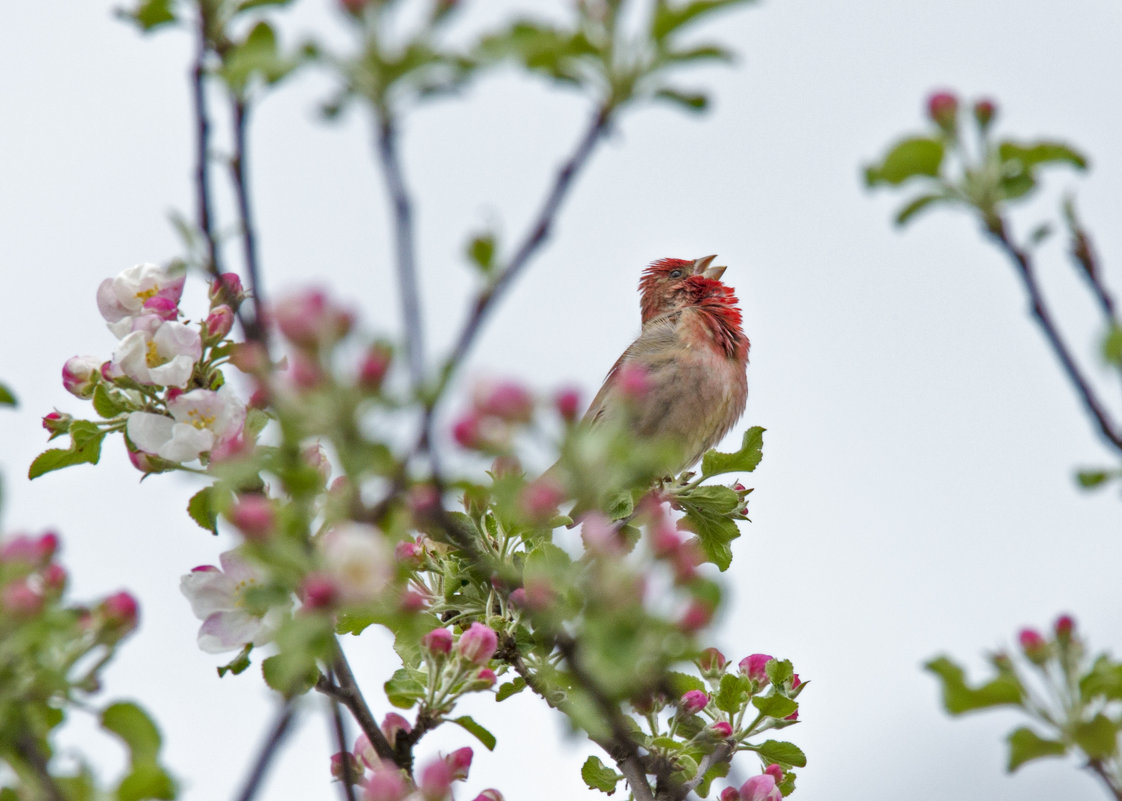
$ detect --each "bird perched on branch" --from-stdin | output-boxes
[580,254,750,477]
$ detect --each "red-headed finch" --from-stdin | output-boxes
[581,255,749,476]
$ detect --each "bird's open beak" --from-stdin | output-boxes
[692,254,726,280]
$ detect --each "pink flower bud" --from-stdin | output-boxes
[452,413,484,449]
[472,791,504,801]
[519,478,564,523]
[364,762,408,801]
[457,622,498,665]
[274,289,352,349]
[204,305,235,340]
[381,713,412,747]
[209,273,245,306]
[580,513,624,556]
[300,573,339,610]
[1054,614,1075,640]
[446,746,473,780]
[739,773,782,801]
[926,90,959,132]
[1,532,59,565]
[679,690,709,715]
[331,751,362,783]
[474,381,533,423]
[739,653,774,684]
[710,720,733,738]
[394,540,422,565]
[423,628,454,656]
[62,355,101,398]
[42,562,68,595]
[554,387,581,422]
[972,98,997,130]
[354,734,378,770]
[1,579,44,617]
[419,758,453,801]
[126,443,167,474]
[784,708,798,722]
[399,589,429,612]
[358,344,392,390]
[229,495,275,541]
[764,764,784,782]
[699,647,727,674]
[719,789,740,801]
[101,359,125,382]
[473,668,497,689]
[230,342,270,374]
[42,411,71,435]
[790,673,802,689]
[99,591,139,638]
[1018,628,1048,663]
[679,600,713,633]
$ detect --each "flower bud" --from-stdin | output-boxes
[364,762,408,801]
[1054,614,1075,642]
[1,578,44,618]
[354,734,377,770]
[300,573,339,610]
[472,791,504,801]
[41,562,68,595]
[474,381,533,423]
[42,411,72,436]
[472,668,497,689]
[457,622,498,665]
[0,532,59,566]
[331,751,362,784]
[764,764,784,782]
[381,713,412,748]
[926,90,959,133]
[274,289,352,349]
[446,746,473,780]
[719,789,739,801]
[698,647,728,675]
[554,387,581,422]
[519,478,564,524]
[972,98,997,131]
[229,494,276,541]
[204,305,235,340]
[580,513,624,556]
[62,355,101,398]
[739,653,774,684]
[209,273,245,307]
[98,591,139,639]
[678,600,713,632]
[419,758,453,801]
[1018,628,1048,663]
[739,773,782,801]
[358,344,392,390]
[679,690,709,716]
[423,628,454,656]
[710,720,733,738]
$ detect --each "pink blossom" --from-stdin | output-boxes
[698,647,727,674]
[142,295,179,321]
[99,591,140,637]
[710,720,733,738]
[423,628,454,656]
[1,579,44,618]
[973,98,997,129]
[380,713,412,748]
[320,523,393,605]
[127,385,246,463]
[719,789,739,801]
[472,791,504,801]
[473,668,497,689]
[554,387,581,422]
[1018,628,1046,652]
[209,273,244,306]
[580,513,624,556]
[273,288,352,348]
[62,355,101,398]
[1,532,59,565]
[204,305,235,340]
[354,734,378,770]
[229,495,275,541]
[457,622,498,665]
[394,540,422,565]
[474,380,533,422]
[419,758,453,800]
[331,751,362,783]
[180,550,284,653]
[519,478,564,523]
[764,764,784,782]
[679,690,709,715]
[112,320,201,387]
[299,573,338,610]
[678,600,713,632]
[358,344,392,389]
[363,762,408,801]
[739,653,775,684]
[42,411,70,436]
[42,563,68,595]
[97,262,186,337]
[446,746,473,780]
[452,413,484,449]
[926,90,958,131]
[739,773,782,801]
[1054,614,1075,639]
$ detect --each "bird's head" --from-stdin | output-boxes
[638,255,727,324]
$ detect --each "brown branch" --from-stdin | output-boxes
[233,701,296,801]
[230,96,268,345]
[14,733,66,801]
[192,7,221,278]
[986,217,1122,452]
[1086,758,1122,801]
[374,115,426,396]
[315,638,401,768]
[328,685,359,801]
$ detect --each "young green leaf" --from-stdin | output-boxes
[451,716,497,751]
[755,739,807,768]
[101,702,163,765]
[864,137,945,187]
[751,694,797,719]
[1006,726,1067,771]
[701,426,764,477]
[925,656,1023,714]
[581,755,623,795]
[0,382,16,406]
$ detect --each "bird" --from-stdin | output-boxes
[580,255,750,478]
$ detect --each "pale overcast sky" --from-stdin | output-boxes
[3,1,1122,800]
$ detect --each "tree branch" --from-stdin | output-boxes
[328,685,359,801]
[986,217,1122,452]
[234,701,296,801]
[192,7,221,279]
[230,96,268,344]
[1086,758,1122,801]
[375,115,426,396]
[316,638,402,769]
[14,733,66,801]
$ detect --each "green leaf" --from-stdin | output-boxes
[1007,726,1068,771]
[451,716,497,751]
[678,503,740,571]
[765,658,794,687]
[580,755,623,795]
[117,762,177,801]
[188,487,219,535]
[663,44,734,64]
[261,653,318,698]
[864,137,945,187]
[1076,469,1111,489]
[1081,656,1122,701]
[651,0,758,42]
[654,88,709,113]
[925,656,1022,714]
[715,673,751,714]
[384,668,426,709]
[998,140,1088,172]
[101,702,162,765]
[118,0,177,31]
[0,382,16,406]
[92,384,126,418]
[754,739,807,768]
[220,21,297,95]
[1102,325,1122,367]
[751,694,797,719]
[1073,714,1118,760]
[894,193,947,226]
[29,421,106,479]
[217,644,253,677]
[496,677,526,701]
[467,233,496,275]
[605,490,635,520]
[666,670,706,696]
[701,427,765,477]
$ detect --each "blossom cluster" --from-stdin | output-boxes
[333,734,501,801]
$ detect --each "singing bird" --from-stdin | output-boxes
[581,255,750,476]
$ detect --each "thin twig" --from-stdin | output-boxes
[234,701,296,801]
[15,733,66,801]
[1086,758,1122,801]
[316,638,400,767]
[679,742,733,796]
[192,7,221,278]
[230,96,268,344]
[328,678,359,801]
[986,218,1122,452]
[375,115,426,396]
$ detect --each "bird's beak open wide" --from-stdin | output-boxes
[692,254,727,281]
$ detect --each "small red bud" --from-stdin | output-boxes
[926,90,959,132]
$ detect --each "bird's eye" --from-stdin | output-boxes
[669,269,683,278]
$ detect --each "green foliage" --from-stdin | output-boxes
[701,426,765,478]
[451,715,497,751]
[863,137,945,187]
[925,656,1022,713]
[0,383,16,407]
[581,755,623,794]
[1007,727,1067,771]
[29,421,106,479]
[755,739,807,768]
[219,21,303,97]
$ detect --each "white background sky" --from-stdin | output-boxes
[3,1,1122,799]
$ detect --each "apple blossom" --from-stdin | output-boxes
[98,590,140,639]
[97,262,186,337]
[331,751,362,783]
[127,385,246,463]
[457,622,498,665]
[112,320,201,388]
[203,305,235,340]
[419,757,453,801]
[446,746,473,780]
[710,720,733,738]
[739,773,783,801]
[62,355,101,398]
[1,532,58,565]
[381,713,412,747]
[422,628,454,656]
[180,549,283,653]
[363,762,408,801]
[1,578,44,618]
[472,791,504,801]
[320,523,394,605]
[273,288,353,349]
[739,653,775,684]
[209,272,244,306]
[679,689,709,716]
